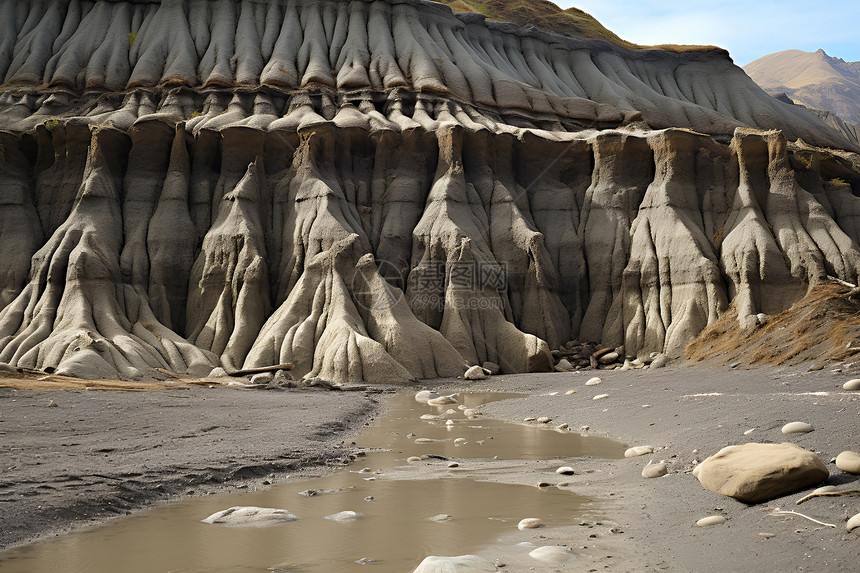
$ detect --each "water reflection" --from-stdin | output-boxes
[0,391,625,573]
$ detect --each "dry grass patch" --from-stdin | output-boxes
[434,0,721,53]
[686,280,860,366]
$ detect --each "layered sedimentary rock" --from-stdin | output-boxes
[2,0,860,382]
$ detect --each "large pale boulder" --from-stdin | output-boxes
[695,443,828,503]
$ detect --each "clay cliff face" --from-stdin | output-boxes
[1,0,860,382]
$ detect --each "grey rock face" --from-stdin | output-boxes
[1,1,860,382]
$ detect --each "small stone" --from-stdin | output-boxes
[843,379,860,391]
[536,417,552,423]
[482,361,500,375]
[592,394,609,400]
[564,389,576,395]
[585,377,602,386]
[445,419,454,426]
[364,496,374,501]
[250,372,274,385]
[650,354,669,369]
[428,514,454,522]
[743,428,756,435]
[208,367,228,378]
[811,485,838,494]
[536,482,551,488]
[523,417,536,422]
[579,425,589,432]
[696,515,726,527]
[528,546,574,564]
[454,438,466,445]
[202,506,297,526]
[407,456,422,462]
[781,422,814,434]
[599,352,619,365]
[556,466,575,475]
[412,555,496,572]
[759,532,775,538]
[641,404,651,408]
[448,462,459,468]
[272,370,293,386]
[624,446,653,458]
[555,423,569,431]
[642,463,668,478]
[46,399,58,407]
[415,390,440,404]
[428,395,458,406]
[324,511,361,522]
[464,365,489,380]
[420,414,439,420]
[847,512,860,532]
[835,451,860,474]
[463,409,477,417]
[555,359,574,371]
[518,517,543,530]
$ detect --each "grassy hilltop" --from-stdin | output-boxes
[434,0,720,53]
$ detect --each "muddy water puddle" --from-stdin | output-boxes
[0,391,625,572]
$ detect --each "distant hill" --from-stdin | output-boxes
[744,49,860,124]
[433,0,720,53]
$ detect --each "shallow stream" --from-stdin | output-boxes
[0,391,625,572]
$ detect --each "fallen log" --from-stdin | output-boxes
[226,364,295,377]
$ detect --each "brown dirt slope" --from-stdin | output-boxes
[434,0,721,52]
[686,279,860,365]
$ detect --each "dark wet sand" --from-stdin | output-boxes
[0,385,381,550]
[1,362,858,572]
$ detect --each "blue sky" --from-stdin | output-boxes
[556,1,860,65]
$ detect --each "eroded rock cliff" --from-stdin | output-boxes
[1,0,860,382]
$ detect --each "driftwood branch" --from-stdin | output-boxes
[827,275,858,288]
[226,364,295,376]
[796,489,860,505]
[769,508,836,527]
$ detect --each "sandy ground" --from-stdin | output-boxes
[0,383,381,550]
[427,361,860,572]
[1,361,859,571]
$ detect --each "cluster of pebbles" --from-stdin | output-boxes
[551,342,669,373]
[517,374,860,537]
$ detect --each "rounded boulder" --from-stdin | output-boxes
[695,443,828,503]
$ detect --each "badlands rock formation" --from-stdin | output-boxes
[1,0,860,383]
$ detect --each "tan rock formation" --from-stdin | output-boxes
[1,0,860,382]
